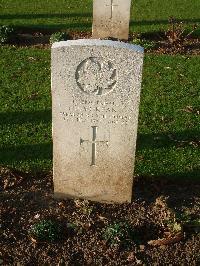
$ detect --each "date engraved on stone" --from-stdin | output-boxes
[75,57,117,95]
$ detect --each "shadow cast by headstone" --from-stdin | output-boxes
[0,110,51,126]
[0,13,92,20]
[137,129,200,150]
[135,129,200,204]
[14,22,92,32]
[130,18,200,27]
[0,110,52,166]
[1,14,92,31]
[0,143,52,166]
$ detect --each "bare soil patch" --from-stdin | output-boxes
[9,29,200,55]
[0,167,200,265]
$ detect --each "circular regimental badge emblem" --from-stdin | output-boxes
[75,57,117,95]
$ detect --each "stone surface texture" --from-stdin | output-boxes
[92,0,131,40]
[51,40,144,203]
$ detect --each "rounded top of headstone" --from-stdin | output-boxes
[52,39,144,54]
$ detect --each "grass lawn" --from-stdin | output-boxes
[0,0,199,33]
[0,46,199,179]
[0,47,51,172]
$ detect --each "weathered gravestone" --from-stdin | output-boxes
[92,0,132,40]
[51,40,143,203]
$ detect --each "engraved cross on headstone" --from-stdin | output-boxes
[106,0,119,19]
[80,126,108,166]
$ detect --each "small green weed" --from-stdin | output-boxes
[176,212,200,233]
[132,38,156,50]
[166,211,200,234]
[29,219,62,242]
[74,199,93,216]
[167,220,183,233]
[49,31,69,44]
[0,25,14,44]
[67,222,84,235]
[103,222,136,248]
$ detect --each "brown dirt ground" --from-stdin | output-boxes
[0,167,200,265]
[11,30,200,55]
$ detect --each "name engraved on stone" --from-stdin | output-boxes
[106,0,119,19]
[80,126,109,166]
[75,57,117,96]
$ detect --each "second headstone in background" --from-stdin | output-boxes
[92,0,132,40]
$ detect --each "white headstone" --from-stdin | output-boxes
[51,40,144,203]
[92,0,132,40]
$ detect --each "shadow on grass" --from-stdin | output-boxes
[1,14,198,24]
[0,110,52,170]
[0,111,199,179]
[0,110,51,125]
[14,22,92,32]
[0,13,92,31]
[130,18,200,27]
[0,13,92,20]
[137,129,200,150]
[0,142,52,163]
[0,143,52,174]
[136,130,200,180]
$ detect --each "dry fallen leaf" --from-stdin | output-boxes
[155,196,168,208]
[181,106,200,115]
[34,214,40,219]
[139,245,145,251]
[97,215,108,221]
[148,232,184,246]
[127,252,135,262]
[2,170,24,190]
[30,236,37,244]
[28,56,37,61]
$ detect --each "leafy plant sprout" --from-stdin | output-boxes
[0,25,14,44]
[29,219,62,242]
[166,211,200,234]
[132,38,156,50]
[103,222,136,248]
[49,31,69,44]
